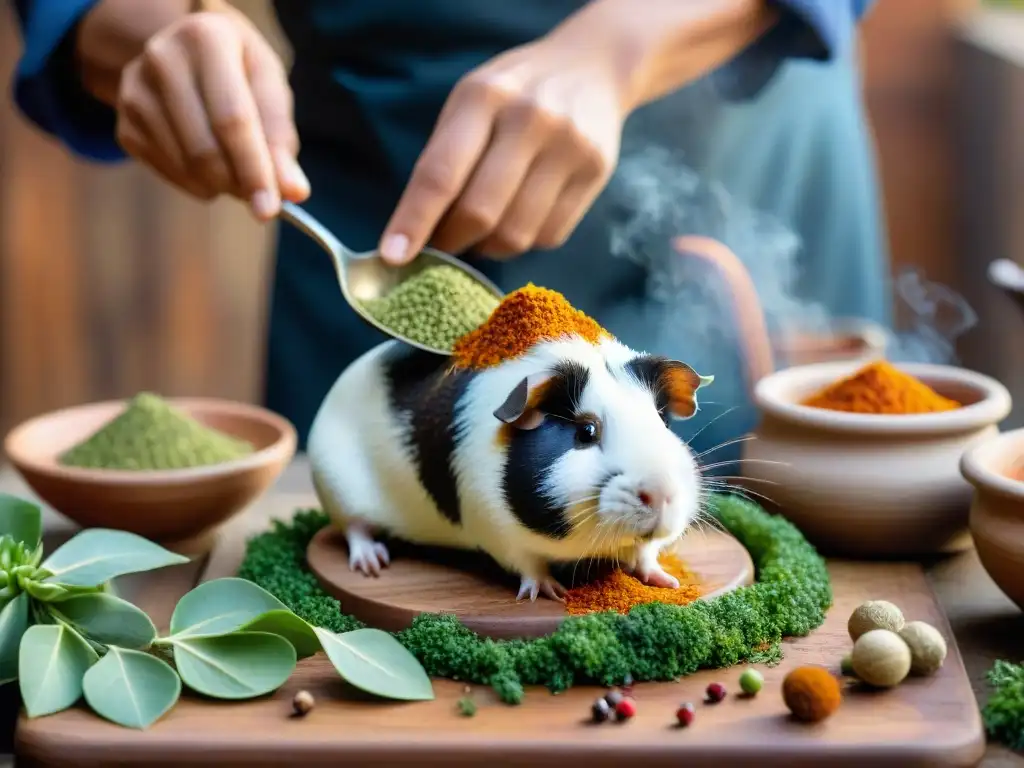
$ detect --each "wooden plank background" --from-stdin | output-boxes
[0,0,979,444]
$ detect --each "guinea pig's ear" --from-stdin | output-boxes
[660,360,714,420]
[493,371,555,431]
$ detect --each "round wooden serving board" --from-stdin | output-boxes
[307,527,754,639]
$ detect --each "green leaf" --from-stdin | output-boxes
[19,624,99,717]
[24,582,69,602]
[0,495,42,549]
[172,631,296,700]
[169,578,289,638]
[238,610,321,659]
[314,627,434,701]
[42,529,189,587]
[50,593,156,650]
[82,647,180,729]
[0,593,29,684]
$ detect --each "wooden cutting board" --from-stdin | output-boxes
[306,526,755,638]
[14,556,986,768]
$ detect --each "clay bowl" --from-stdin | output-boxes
[961,428,1024,611]
[739,360,1012,558]
[772,318,889,367]
[3,398,297,553]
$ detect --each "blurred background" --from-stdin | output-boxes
[1,0,1023,443]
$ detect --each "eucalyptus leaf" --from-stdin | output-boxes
[0,495,42,549]
[50,593,157,649]
[169,578,289,638]
[19,624,99,717]
[314,627,434,701]
[42,529,189,587]
[172,631,296,699]
[0,592,29,684]
[238,610,321,659]
[82,647,180,729]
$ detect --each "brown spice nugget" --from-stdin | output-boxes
[848,600,904,641]
[292,690,315,716]
[782,666,842,723]
[899,621,947,676]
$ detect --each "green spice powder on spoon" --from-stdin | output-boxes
[59,393,255,470]
[359,264,500,351]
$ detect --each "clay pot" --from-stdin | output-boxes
[961,428,1024,611]
[672,237,1013,558]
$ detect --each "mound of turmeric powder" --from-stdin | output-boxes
[801,359,960,415]
[451,284,609,370]
[564,553,701,616]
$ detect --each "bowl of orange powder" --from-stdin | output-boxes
[961,427,1024,611]
[739,359,1011,557]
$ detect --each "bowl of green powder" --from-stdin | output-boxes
[3,393,296,552]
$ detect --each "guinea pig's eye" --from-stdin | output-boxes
[575,419,600,448]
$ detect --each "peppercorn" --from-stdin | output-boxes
[591,698,611,723]
[840,654,855,676]
[604,689,624,708]
[457,696,477,717]
[676,702,696,727]
[615,697,637,721]
[739,669,763,696]
[292,690,314,716]
[706,682,727,703]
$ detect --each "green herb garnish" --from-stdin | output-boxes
[983,659,1024,748]
[457,696,477,716]
[238,493,833,704]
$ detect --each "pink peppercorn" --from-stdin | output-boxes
[676,702,696,726]
[615,697,637,721]
[706,682,727,703]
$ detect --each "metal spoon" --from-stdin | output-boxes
[278,201,505,355]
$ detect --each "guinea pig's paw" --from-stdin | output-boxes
[516,576,567,603]
[633,562,680,590]
[347,535,391,577]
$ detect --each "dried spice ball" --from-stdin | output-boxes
[848,600,905,641]
[457,696,477,717]
[360,265,499,351]
[591,697,612,723]
[615,697,637,721]
[739,669,764,695]
[451,283,610,369]
[851,629,912,688]
[292,690,315,716]
[604,689,624,709]
[706,682,727,703]
[59,392,254,470]
[676,702,696,727]
[899,621,948,676]
[840,654,855,677]
[782,666,842,723]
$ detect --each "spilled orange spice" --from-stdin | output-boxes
[564,553,701,616]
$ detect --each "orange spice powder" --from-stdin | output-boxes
[564,553,701,616]
[451,284,610,370]
[801,359,960,415]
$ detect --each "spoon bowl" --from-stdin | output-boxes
[279,202,505,355]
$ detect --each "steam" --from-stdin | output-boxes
[603,144,977,371]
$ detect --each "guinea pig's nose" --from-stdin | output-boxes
[638,486,671,511]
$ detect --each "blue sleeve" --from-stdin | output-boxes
[11,0,125,162]
[712,0,876,101]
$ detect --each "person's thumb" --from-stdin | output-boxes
[246,44,309,203]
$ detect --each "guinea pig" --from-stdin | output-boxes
[307,333,713,602]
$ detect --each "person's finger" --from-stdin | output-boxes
[429,126,540,255]
[141,36,236,198]
[378,87,496,264]
[475,154,569,258]
[117,113,213,199]
[193,30,279,220]
[244,38,309,202]
[534,173,601,250]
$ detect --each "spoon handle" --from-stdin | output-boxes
[279,202,350,261]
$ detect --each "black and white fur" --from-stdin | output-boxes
[307,334,713,601]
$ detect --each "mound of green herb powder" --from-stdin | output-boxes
[360,265,499,350]
[59,392,255,470]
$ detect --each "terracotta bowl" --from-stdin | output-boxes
[739,361,1012,558]
[3,398,297,553]
[961,428,1024,611]
[772,317,889,367]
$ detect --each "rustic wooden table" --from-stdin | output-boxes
[1,458,1022,767]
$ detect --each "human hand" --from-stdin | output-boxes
[378,32,628,264]
[112,6,308,220]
